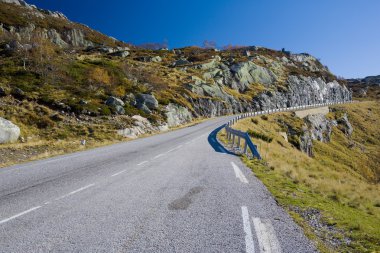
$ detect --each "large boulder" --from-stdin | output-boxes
[304,114,335,142]
[105,96,125,115]
[0,117,20,144]
[337,113,353,137]
[136,94,159,111]
[165,103,193,127]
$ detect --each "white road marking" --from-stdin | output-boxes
[231,162,249,184]
[55,184,95,201]
[111,170,126,177]
[167,144,185,153]
[253,218,281,253]
[137,161,148,166]
[166,148,176,154]
[0,206,42,225]
[241,206,255,253]
[153,153,165,159]
[44,201,51,205]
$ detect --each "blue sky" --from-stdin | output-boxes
[27,0,379,78]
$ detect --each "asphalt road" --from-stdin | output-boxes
[0,115,317,252]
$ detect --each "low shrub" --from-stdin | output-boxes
[251,118,258,124]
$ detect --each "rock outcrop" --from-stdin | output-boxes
[304,114,335,143]
[295,112,353,157]
[337,113,353,137]
[0,117,20,144]
[117,115,168,139]
[165,103,192,127]
[184,58,351,118]
[252,76,352,110]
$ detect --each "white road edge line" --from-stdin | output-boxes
[252,217,281,253]
[231,162,249,184]
[111,170,126,177]
[0,206,42,225]
[55,184,95,201]
[241,206,255,253]
[137,161,148,166]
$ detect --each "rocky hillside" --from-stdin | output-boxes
[0,0,352,164]
[347,75,380,99]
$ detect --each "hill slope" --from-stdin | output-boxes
[0,0,351,165]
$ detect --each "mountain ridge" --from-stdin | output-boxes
[0,0,352,143]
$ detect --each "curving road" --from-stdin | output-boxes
[0,115,317,252]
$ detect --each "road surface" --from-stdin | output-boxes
[0,115,317,252]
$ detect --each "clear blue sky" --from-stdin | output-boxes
[27,0,379,78]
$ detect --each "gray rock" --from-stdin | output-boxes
[111,50,130,58]
[230,61,277,90]
[105,96,125,115]
[304,114,333,142]
[138,104,151,114]
[151,56,162,62]
[0,117,20,144]
[337,113,353,136]
[300,130,314,157]
[357,87,368,97]
[105,96,125,107]
[123,93,136,106]
[172,59,191,67]
[0,87,6,97]
[165,103,193,127]
[134,56,162,62]
[11,87,25,99]
[117,115,168,139]
[136,94,158,110]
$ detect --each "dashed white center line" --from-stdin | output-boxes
[0,206,42,225]
[111,170,126,177]
[253,217,281,253]
[153,153,165,159]
[55,184,95,201]
[241,206,255,253]
[231,162,249,184]
[137,161,148,166]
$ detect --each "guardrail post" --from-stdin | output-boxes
[237,136,241,150]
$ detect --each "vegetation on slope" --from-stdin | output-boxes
[220,101,380,252]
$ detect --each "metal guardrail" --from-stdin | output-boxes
[224,100,353,159]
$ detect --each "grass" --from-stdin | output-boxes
[220,101,380,252]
